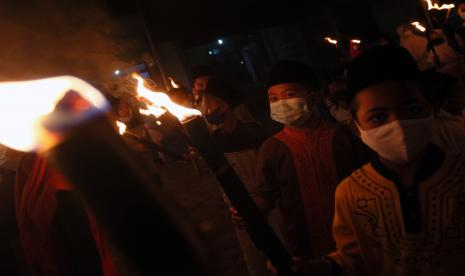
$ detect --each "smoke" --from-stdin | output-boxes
[0,0,146,88]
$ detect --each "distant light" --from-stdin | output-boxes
[324,37,338,46]
[218,39,223,45]
[156,121,162,126]
[351,39,361,44]
[114,69,121,75]
[208,50,213,55]
[240,61,244,64]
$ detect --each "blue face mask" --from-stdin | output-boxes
[270,98,311,126]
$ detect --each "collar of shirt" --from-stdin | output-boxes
[370,144,445,185]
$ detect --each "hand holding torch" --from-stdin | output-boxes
[131,75,297,275]
[0,76,213,275]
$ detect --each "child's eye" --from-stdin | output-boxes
[369,114,388,124]
[269,96,278,103]
[285,91,296,98]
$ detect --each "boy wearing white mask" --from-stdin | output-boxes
[245,61,370,265]
[321,45,465,276]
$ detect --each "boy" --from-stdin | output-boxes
[204,79,275,276]
[243,61,369,264]
[325,45,465,275]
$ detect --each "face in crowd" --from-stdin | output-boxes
[193,75,210,100]
[204,94,232,126]
[117,99,133,124]
[353,81,434,165]
[328,80,349,107]
[267,82,316,127]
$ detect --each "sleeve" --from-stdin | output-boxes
[332,126,372,182]
[251,137,311,257]
[250,138,284,209]
[328,180,366,276]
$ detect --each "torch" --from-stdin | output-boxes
[419,0,455,64]
[0,76,213,275]
[132,75,297,275]
[116,121,186,161]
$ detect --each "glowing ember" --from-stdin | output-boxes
[170,78,180,89]
[424,0,454,10]
[0,76,108,152]
[351,39,362,44]
[411,21,426,32]
[324,37,338,46]
[133,74,201,122]
[116,121,127,135]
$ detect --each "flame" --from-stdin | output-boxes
[411,21,426,32]
[116,121,127,135]
[0,76,108,152]
[133,74,201,122]
[324,37,338,45]
[170,78,179,89]
[351,39,361,44]
[425,0,454,10]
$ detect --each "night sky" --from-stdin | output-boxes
[107,0,328,45]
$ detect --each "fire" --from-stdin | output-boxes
[170,78,179,89]
[133,74,201,122]
[116,121,127,135]
[424,0,454,10]
[324,37,338,46]
[0,76,108,152]
[411,21,426,32]
[351,39,362,44]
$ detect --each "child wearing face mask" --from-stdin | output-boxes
[235,61,370,269]
[203,80,279,276]
[312,45,465,276]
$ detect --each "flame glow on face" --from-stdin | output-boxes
[425,0,454,10]
[133,74,201,122]
[324,37,338,45]
[116,121,127,135]
[411,21,426,32]
[0,76,108,152]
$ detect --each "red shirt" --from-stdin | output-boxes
[16,154,118,276]
[252,123,370,257]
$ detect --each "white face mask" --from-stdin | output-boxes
[358,116,435,164]
[270,98,311,126]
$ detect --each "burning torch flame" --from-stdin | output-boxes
[170,78,179,89]
[324,37,338,46]
[411,21,426,32]
[351,39,362,44]
[0,76,108,152]
[133,74,201,122]
[116,121,127,135]
[425,0,454,10]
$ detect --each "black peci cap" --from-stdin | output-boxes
[267,60,319,90]
[345,44,421,103]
